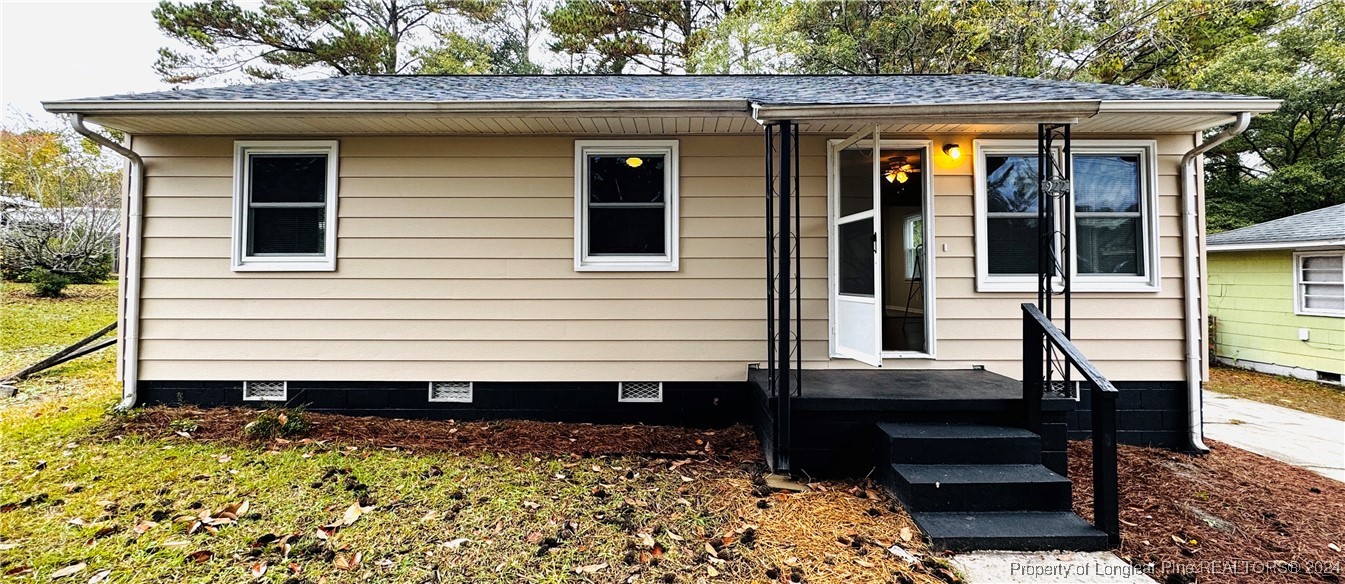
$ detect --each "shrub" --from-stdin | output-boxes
[27,267,71,298]
[169,418,200,434]
[243,408,311,439]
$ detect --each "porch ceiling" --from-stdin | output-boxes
[84,110,1239,136]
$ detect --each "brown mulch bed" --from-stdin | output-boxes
[1071,439,1345,583]
[115,406,763,465]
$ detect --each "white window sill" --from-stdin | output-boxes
[576,260,679,272]
[233,260,336,272]
[976,278,1160,293]
[1295,310,1345,319]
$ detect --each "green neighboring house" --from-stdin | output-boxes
[1208,204,1345,384]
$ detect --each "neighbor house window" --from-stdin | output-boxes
[232,141,338,271]
[574,140,679,271]
[974,140,1160,292]
[1296,252,1345,317]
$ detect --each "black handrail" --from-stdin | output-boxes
[1021,303,1120,546]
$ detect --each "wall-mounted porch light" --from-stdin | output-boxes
[942,143,962,160]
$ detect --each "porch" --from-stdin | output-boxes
[756,119,1122,551]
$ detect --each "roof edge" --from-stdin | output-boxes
[1097,99,1281,114]
[41,98,753,116]
[1207,239,1345,252]
[751,100,1102,122]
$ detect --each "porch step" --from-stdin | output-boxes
[876,422,1111,551]
[885,464,1072,512]
[909,511,1110,552]
[878,423,1041,465]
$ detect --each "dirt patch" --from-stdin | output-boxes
[1071,439,1345,583]
[1209,366,1345,421]
[115,406,763,463]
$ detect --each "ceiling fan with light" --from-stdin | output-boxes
[884,156,921,184]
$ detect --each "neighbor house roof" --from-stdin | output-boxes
[1208,204,1345,251]
[41,74,1280,136]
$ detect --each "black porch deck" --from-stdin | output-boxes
[747,367,1076,478]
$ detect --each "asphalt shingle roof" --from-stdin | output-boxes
[56,74,1263,105]
[1208,204,1345,247]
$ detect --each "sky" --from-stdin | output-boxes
[1,1,183,126]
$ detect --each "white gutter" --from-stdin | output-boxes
[1098,99,1280,114]
[43,98,752,117]
[67,114,143,411]
[752,100,1101,123]
[1208,239,1345,252]
[1180,112,1252,452]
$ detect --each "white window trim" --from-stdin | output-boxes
[232,140,339,272]
[574,140,679,272]
[1294,251,1345,318]
[973,139,1161,293]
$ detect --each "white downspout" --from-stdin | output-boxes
[1179,112,1252,452]
[66,114,143,410]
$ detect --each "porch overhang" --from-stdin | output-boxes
[750,100,1100,124]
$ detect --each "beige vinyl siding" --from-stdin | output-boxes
[134,132,1194,383]
[137,135,827,382]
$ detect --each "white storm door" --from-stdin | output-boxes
[832,129,883,366]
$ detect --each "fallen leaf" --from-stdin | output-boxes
[50,563,86,579]
[87,569,111,583]
[67,518,89,527]
[574,563,608,574]
[637,533,655,548]
[333,552,362,571]
[1329,543,1341,553]
[522,501,541,510]
[249,561,267,579]
[707,565,719,577]
[1171,535,1186,545]
[132,521,158,535]
[442,538,470,549]
[899,527,913,542]
[856,559,874,567]
[4,566,33,576]
[0,543,14,551]
[186,550,213,564]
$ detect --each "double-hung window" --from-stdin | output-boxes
[1296,252,1345,317]
[232,141,339,271]
[574,140,679,271]
[975,140,1160,292]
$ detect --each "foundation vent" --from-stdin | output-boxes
[243,381,287,402]
[618,381,663,403]
[429,381,473,403]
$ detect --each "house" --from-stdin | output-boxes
[1208,204,1345,384]
[43,75,1278,551]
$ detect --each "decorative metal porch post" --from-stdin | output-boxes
[1030,124,1074,427]
[765,121,802,474]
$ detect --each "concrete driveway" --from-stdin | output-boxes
[1203,390,1345,482]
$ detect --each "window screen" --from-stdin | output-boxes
[247,154,327,256]
[1075,155,1143,276]
[984,154,1040,275]
[586,154,666,255]
[1300,254,1345,315]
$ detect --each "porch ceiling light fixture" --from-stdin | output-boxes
[624,156,644,168]
[885,158,915,183]
[942,143,962,160]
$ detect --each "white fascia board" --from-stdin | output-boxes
[751,100,1101,123]
[41,98,752,117]
[1097,99,1282,114]
[1208,239,1345,252]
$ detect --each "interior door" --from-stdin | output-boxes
[832,128,883,366]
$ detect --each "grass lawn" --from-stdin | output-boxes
[0,282,957,583]
[1208,365,1345,421]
